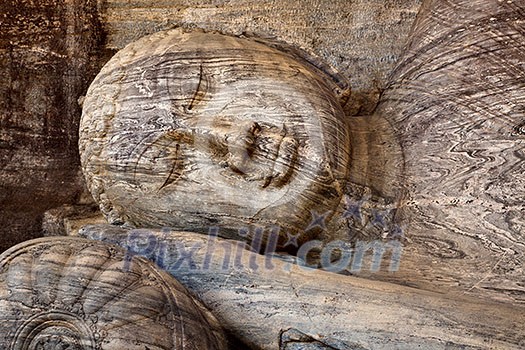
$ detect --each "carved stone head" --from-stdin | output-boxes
[80,29,350,246]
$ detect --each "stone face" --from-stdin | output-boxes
[80,29,351,247]
[0,236,228,349]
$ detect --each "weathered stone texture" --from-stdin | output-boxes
[0,236,228,349]
[369,0,525,303]
[0,0,105,252]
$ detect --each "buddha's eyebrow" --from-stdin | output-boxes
[187,64,209,112]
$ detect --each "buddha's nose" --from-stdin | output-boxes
[226,121,298,187]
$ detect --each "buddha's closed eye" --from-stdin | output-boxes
[129,129,194,190]
[131,120,298,191]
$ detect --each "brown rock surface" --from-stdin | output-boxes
[0,0,106,252]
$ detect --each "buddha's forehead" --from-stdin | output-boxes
[118,30,322,88]
[143,58,318,101]
[92,29,346,142]
[136,30,292,63]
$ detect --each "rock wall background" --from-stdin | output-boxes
[0,0,107,252]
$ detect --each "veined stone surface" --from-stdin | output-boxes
[369,0,525,303]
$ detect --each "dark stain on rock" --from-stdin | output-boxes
[0,0,109,252]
